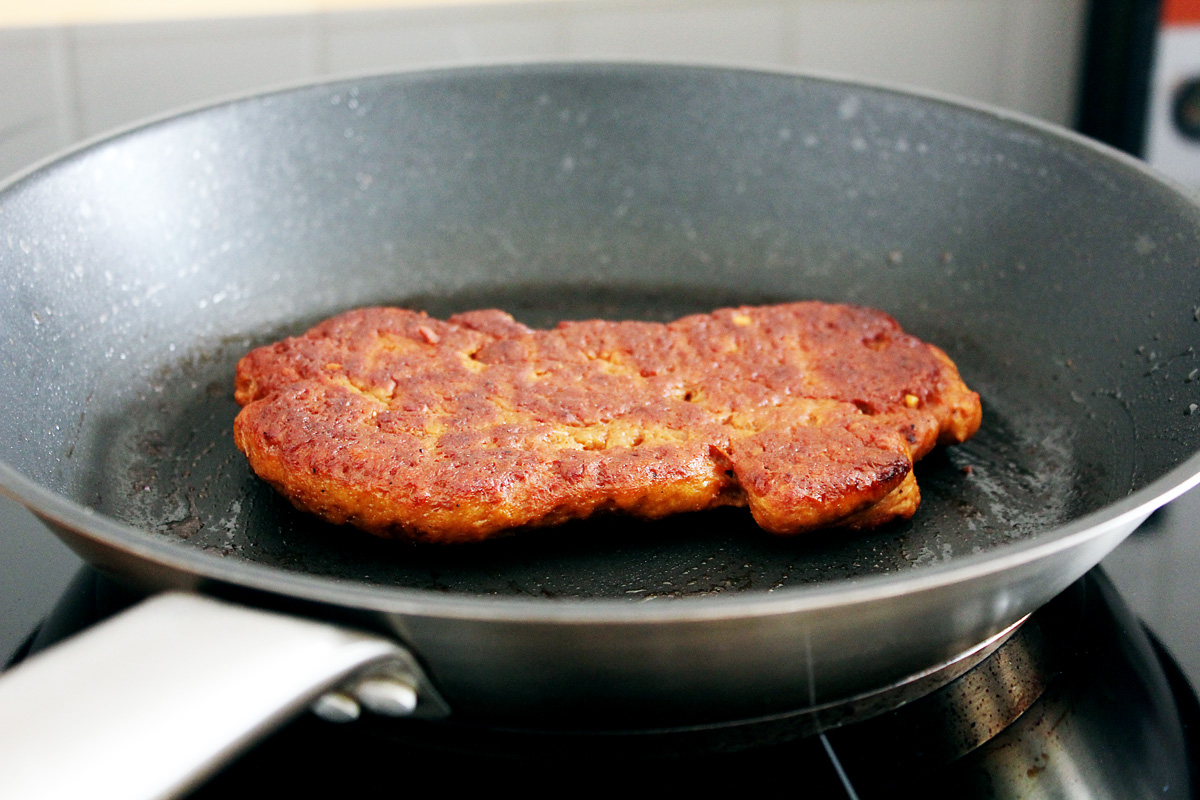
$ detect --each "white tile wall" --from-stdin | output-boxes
[0,26,74,178]
[322,3,568,73]
[998,0,1088,122]
[0,0,1089,181]
[565,0,788,66]
[70,15,321,137]
[793,0,1010,103]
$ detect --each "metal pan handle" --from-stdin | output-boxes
[0,592,446,800]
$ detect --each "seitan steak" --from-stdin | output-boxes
[233,303,981,543]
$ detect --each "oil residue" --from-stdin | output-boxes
[93,286,1110,600]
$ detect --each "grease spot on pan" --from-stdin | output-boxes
[88,284,1105,601]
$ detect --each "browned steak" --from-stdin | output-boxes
[233,303,981,543]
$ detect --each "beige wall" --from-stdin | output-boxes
[0,0,1087,179]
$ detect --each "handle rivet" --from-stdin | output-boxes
[355,677,419,717]
[310,691,361,723]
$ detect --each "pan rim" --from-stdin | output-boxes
[2,58,1190,206]
[3,457,1198,623]
[2,61,1200,623]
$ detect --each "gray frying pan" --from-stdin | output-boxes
[0,63,1198,797]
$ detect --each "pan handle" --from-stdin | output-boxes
[0,591,447,800]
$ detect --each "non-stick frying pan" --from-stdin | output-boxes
[0,64,1198,797]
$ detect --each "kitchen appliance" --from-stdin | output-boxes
[1080,0,1200,190]
[0,64,1198,797]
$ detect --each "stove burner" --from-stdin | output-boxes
[10,568,1199,797]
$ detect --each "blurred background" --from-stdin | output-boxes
[1,0,1198,690]
[0,0,1093,180]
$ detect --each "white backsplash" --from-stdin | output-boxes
[0,0,1087,179]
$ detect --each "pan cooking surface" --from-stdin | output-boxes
[1,64,1192,606]
[88,284,1095,600]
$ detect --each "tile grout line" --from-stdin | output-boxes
[49,24,84,147]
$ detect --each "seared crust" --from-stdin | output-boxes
[233,303,981,543]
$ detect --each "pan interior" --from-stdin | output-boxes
[1,65,1196,603]
[81,282,1096,601]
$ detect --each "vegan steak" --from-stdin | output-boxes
[233,302,981,544]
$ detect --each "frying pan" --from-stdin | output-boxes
[1,63,1199,797]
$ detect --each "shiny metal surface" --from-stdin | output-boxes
[353,675,420,717]
[310,691,362,724]
[332,515,1147,724]
[0,64,1198,729]
[149,570,1190,798]
[0,593,413,800]
[42,511,1148,726]
[824,612,1053,765]
[943,572,1193,798]
[791,571,1197,797]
